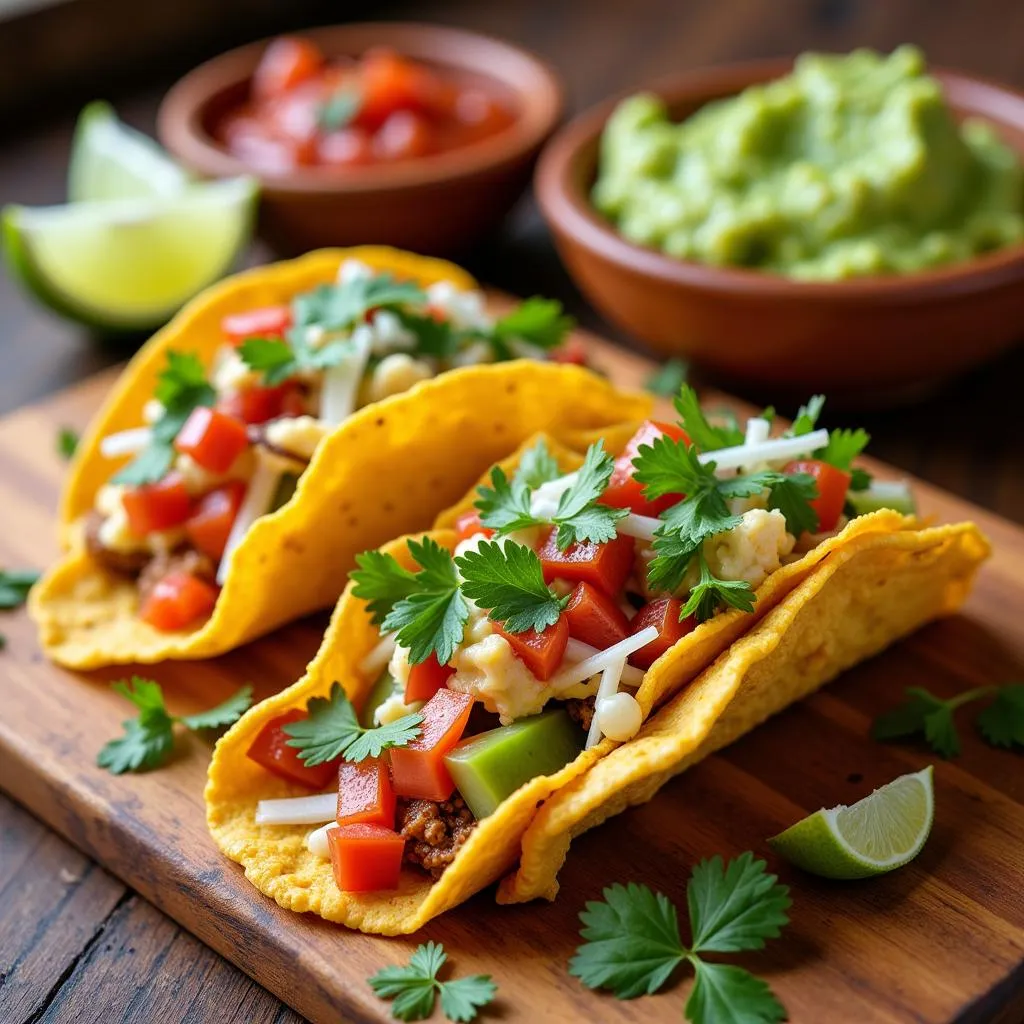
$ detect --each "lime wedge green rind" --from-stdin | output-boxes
[3,176,258,333]
[68,101,193,203]
[768,766,934,880]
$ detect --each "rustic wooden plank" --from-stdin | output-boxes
[0,795,126,1023]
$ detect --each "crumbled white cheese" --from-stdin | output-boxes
[703,508,795,589]
[337,258,373,285]
[364,354,434,404]
[374,691,424,726]
[142,399,165,424]
[213,348,260,393]
[264,415,328,462]
[426,281,491,330]
[448,632,548,725]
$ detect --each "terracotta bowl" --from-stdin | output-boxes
[158,23,563,256]
[536,59,1024,398]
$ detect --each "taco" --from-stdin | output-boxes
[30,246,649,669]
[206,391,989,933]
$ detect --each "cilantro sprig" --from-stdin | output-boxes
[57,426,79,460]
[569,853,790,1024]
[873,683,1024,758]
[0,569,39,609]
[644,357,689,397]
[97,678,252,774]
[368,941,497,1022]
[283,681,422,766]
[475,439,626,550]
[113,352,215,486]
[674,385,745,451]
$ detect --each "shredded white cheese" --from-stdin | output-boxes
[616,513,662,542]
[99,427,152,459]
[319,334,372,425]
[564,639,644,687]
[530,472,578,519]
[255,792,336,826]
[700,429,829,472]
[216,457,283,584]
[552,626,658,693]
[585,655,628,749]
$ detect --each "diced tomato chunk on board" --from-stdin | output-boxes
[602,420,691,517]
[336,757,396,829]
[139,571,219,632]
[122,472,191,535]
[564,582,629,649]
[245,709,339,789]
[783,459,850,534]
[628,598,697,670]
[539,530,635,598]
[253,36,324,101]
[221,305,292,344]
[453,509,494,544]
[405,652,456,703]
[389,688,474,801]
[217,382,304,425]
[327,823,405,892]
[186,482,246,561]
[174,407,249,473]
[495,615,569,681]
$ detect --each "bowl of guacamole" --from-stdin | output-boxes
[592,46,1024,280]
[535,47,1024,396]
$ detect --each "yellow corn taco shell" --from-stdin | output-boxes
[30,248,651,669]
[206,435,976,934]
[497,518,990,904]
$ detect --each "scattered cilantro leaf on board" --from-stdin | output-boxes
[97,678,252,774]
[57,426,79,459]
[976,684,1024,750]
[644,358,689,397]
[0,569,39,609]
[283,682,423,766]
[369,941,497,1022]
[569,853,790,1024]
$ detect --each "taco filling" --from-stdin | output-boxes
[86,259,577,633]
[243,390,915,893]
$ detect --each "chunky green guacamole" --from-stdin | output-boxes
[592,46,1024,279]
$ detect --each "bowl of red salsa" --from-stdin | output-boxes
[158,23,563,255]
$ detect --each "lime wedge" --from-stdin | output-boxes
[69,101,192,202]
[768,766,934,879]
[3,177,258,332]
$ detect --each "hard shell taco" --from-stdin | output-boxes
[206,391,989,934]
[30,246,649,668]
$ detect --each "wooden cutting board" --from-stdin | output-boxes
[1,329,1023,1024]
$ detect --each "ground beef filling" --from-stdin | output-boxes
[137,550,217,606]
[398,796,477,878]
[83,511,150,576]
[565,696,596,732]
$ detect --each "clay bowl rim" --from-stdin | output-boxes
[536,56,1024,303]
[157,21,564,198]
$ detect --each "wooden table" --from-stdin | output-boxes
[3,2,1023,1021]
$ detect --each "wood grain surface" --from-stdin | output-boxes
[1,327,1023,1024]
[3,1,1024,1020]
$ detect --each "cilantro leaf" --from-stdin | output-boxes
[687,852,791,953]
[680,552,756,622]
[633,433,714,500]
[97,678,251,774]
[569,856,790,1024]
[762,471,819,537]
[237,336,296,386]
[789,395,826,436]
[644,358,689,397]
[457,540,567,633]
[369,941,496,1023]
[316,87,361,132]
[180,685,253,730]
[514,437,560,490]
[492,297,573,352]
[674,385,744,451]
[351,549,421,626]
[293,275,427,331]
[555,503,625,549]
[687,961,786,1024]
[283,681,424,766]
[871,685,999,759]
[552,440,626,549]
[475,466,539,535]
[57,426,79,459]
[394,309,461,360]
[849,467,873,492]
[975,684,1024,750]
[816,427,870,471]
[0,569,40,609]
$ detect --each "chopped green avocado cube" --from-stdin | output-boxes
[847,481,916,518]
[443,709,584,820]
[358,669,402,728]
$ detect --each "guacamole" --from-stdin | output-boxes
[592,46,1024,279]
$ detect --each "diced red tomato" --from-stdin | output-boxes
[549,336,588,366]
[372,111,437,160]
[221,305,292,345]
[389,688,474,801]
[327,823,405,892]
[217,382,304,425]
[495,615,569,681]
[405,652,456,704]
[355,49,442,129]
[783,459,850,534]
[174,407,250,473]
[564,582,629,649]
[245,709,340,789]
[139,571,219,632]
[336,757,396,829]
[539,529,635,598]
[602,420,691,517]
[185,482,246,561]
[453,509,493,543]
[122,472,191,535]
[253,36,324,101]
[628,598,697,670]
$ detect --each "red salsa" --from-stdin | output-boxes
[215,38,518,173]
